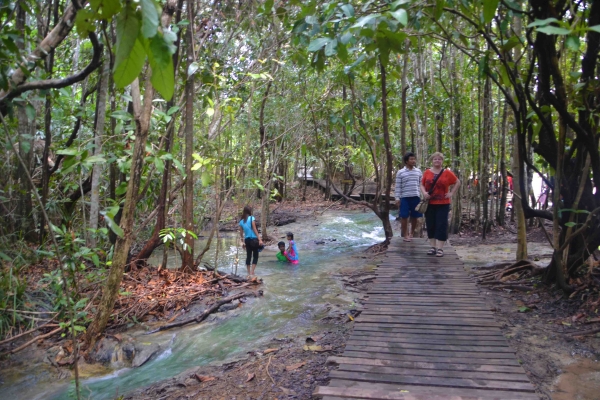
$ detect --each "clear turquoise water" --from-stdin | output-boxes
[4,211,387,400]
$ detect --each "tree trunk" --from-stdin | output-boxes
[89,54,109,247]
[481,76,492,236]
[380,58,393,244]
[497,102,508,226]
[400,45,409,156]
[86,77,154,346]
[181,0,195,272]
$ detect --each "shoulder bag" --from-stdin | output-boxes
[415,169,445,214]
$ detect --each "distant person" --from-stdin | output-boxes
[276,241,297,264]
[286,232,299,264]
[239,205,263,278]
[394,152,423,242]
[276,241,288,262]
[420,152,461,257]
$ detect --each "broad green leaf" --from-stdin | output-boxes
[588,25,600,33]
[308,38,330,52]
[90,0,122,19]
[148,34,175,100]
[25,103,35,122]
[352,14,379,28]
[324,38,338,56]
[390,9,407,26]
[101,210,124,238]
[564,222,577,227]
[56,148,80,156]
[154,156,164,173]
[140,0,159,38]
[188,61,199,76]
[340,4,354,17]
[340,32,353,45]
[526,18,558,28]
[565,35,579,51]
[85,155,106,164]
[113,38,146,88]
[115,6,140,70]
[482,0,499,24]
[536,25,570,35]
[74,9,95,36]
[434,0,444,20]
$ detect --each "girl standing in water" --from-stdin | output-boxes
[239,206,263,277]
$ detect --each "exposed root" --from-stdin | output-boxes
[476,259,543,289]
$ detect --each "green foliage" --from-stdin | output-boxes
[159,228,198,253]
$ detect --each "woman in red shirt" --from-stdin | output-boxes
[420,152,461,257]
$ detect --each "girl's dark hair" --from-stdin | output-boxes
[242,205,252,223]
[278,241,285,247]
[403,152,416,163]
[286,232,294,240]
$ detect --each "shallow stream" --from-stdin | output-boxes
[4,211,386,400]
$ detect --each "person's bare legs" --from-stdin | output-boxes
[246,264,251,277]
[250,264,257,276]
[401,218,410,241]
[409,217,419,238]
[437,240,446,249]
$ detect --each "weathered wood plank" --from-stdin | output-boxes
[342,350,521,365]
[336,363,528,382]
[329,370,535,391]
[319,382,541,399]
[327,356,526,373]
[344,345,517,359]
[345,339,515,353]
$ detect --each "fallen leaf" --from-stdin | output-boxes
[246,372,255,382]
[285,361,306,371]
[303,345,323,351]
[195,374,216,383]
[586,317,600,324]
[263,348,279,354]
[518,306,530,313]
[562,321,572,326]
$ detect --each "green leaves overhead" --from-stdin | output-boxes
[140,0,160,38]
[482,0,499,24]
[112,0,176,100]
[390,9,408,26]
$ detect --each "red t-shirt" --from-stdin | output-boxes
[422,169,458,205]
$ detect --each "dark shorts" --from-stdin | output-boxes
[400,196,423,219]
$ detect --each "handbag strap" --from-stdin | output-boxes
[427,169,445,195]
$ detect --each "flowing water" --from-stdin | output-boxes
[3,211,386,400]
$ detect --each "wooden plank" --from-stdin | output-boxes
[342,350,520,366]
[363,311,495,319]
[315,386,528,400]
[335,364,530,383]
[353,326,505,338]
[327,356,526,374]
[349,333,509,346]
[321,381,540,400]
[344,345,517,359]
[329,370,535,391]
[345,339,515,353]
[355,315,499,330]
[364,306,492,313]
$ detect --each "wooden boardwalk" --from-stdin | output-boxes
[314,239,539,400]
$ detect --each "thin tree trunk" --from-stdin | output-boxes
[380,58,393,243]
[181,0,195,272]
[89,55,109,247]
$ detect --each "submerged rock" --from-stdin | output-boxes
[132,342,161,367]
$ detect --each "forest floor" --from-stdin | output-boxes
[2,186,600,399]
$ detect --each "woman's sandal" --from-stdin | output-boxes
[427,247,436,255]
[436,248,444,257]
